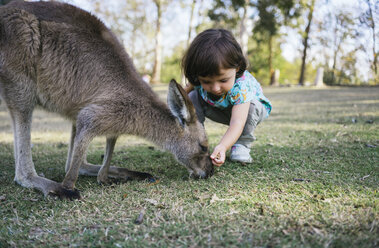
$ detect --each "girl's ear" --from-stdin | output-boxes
[194,78,200,86]
[236,67,244,78]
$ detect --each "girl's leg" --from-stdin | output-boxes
[235,99,267,148]
[231,100,267,163]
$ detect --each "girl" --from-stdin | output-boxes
[182,29,272,167]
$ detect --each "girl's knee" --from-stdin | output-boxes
[248,100,266,125]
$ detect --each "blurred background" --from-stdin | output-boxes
[8,0,379,86]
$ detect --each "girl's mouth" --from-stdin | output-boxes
[208,92,223,101]
[213,91,223,96]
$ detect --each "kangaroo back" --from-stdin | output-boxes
[1,1,155,118]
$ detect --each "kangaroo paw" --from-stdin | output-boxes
[97,177,128,186]
[15,175,81,200]
[133,171,155,181]
[147,176,157,183]
[49,187,81,200]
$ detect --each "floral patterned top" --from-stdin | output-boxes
[195,70,272,116]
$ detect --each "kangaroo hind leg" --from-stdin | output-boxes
[7,104,80,199]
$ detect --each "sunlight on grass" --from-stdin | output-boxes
[0,86,378,247]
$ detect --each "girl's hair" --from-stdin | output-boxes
[182,28,247,86]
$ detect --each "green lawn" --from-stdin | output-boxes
[0,86,378,247]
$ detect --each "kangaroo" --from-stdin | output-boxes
[0,1,214,199]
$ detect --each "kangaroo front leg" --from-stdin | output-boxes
[65,124,76,173]
[97,136,117,184]
[62,126,94,190]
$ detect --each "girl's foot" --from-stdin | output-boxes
[230,144,252,163]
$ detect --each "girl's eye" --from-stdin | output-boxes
[220,79,228,83]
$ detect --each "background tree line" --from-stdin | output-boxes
[22,0,379,86]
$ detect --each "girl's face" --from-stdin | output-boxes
[198,68,237,96]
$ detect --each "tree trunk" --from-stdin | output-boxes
[332,31,343,84]
[367,0,377,76]
[271,69,280,86]
[186,0,196,48]
[298,0,315,86]
[239,0,249,56]
[314,67,324,87]
[269,36,277,85]
[151,1,163,84]
[181,0,197,86]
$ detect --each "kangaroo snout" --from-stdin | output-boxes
[190,156,214,179]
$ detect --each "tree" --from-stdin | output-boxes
[180,0,200,85]
[298,0,316,85]
[95,1,148,55]
[207,0,301,85]
[252,0,301,85]
[86,0,155,74]
[185,0,197,48]
[151,0,173,84]
[315,8,359,85]
[239,0,251,56]
[331,12,358,84]
[0,0,12,5]
[208,0,251,55]
[359,0,378,78]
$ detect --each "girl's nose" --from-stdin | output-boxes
[212,84,220,93]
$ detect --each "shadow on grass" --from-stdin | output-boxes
[0,138,377,247]
[1,137,377,197]
[0,142,190,189]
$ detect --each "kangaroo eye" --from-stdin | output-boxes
[199,144,208,153]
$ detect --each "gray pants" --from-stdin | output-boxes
[189,90,267,148]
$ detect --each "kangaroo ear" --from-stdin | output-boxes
[167,79,196,126]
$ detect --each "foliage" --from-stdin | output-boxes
[1,86,378,247]
[58,0,378,85]
[253,0,301,37]
[159,32,317,86]
[247,34,272,84]
[247,35,316,85]
[0,0,12,5]
[252,0,302,84]
[359,0,378,77]
[323,67,370,86]
[161,43,185,84]
[208,0,247,30]
[65,0,156,73]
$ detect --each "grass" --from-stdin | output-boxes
[0,86,378,247]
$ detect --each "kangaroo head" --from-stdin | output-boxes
[167,80,214,179]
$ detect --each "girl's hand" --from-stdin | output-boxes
[210,144,226,167]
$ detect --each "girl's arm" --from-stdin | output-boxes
[210,101,250,166]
